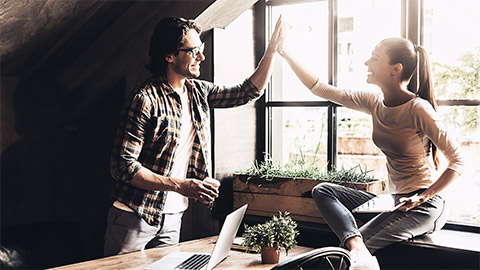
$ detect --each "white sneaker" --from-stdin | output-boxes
[349,254,380,270]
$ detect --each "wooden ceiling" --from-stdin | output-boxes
[1,0,257,77]
[0,0,258,151]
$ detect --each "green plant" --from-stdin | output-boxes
[242,212,299,255]
[235,154,375,183]
[322,164,375,184]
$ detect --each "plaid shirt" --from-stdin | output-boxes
[110,76,262,225]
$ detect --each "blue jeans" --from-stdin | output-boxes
[311,183,447,254]
[103,206,184,257]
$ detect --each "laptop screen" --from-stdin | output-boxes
[144,204,248,270]
[206,204,248,270]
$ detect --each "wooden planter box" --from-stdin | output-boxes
[233,174,387,224]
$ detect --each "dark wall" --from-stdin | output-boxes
[0,2,223,269]
[1,76,126,268]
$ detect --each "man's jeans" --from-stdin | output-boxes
[312,183,447,253]
[103,206,184,257]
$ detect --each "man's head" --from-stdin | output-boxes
[146,17,203,77]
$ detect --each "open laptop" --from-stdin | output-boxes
[145,204,248,270]
[352,194,405,213]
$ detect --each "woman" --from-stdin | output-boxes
[277,32,464,269]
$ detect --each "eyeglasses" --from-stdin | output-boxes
[177,43,205,58]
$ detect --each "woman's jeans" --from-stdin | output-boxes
[311,183,447,254]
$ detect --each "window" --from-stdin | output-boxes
[336,0,400,178]
[263,0,480,226]
[423,0,480,225]
[269,1,329,168]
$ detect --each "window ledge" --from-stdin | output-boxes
[402,228,480,253]
[375,228,480,269]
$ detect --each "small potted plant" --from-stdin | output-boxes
[241,212,299,264]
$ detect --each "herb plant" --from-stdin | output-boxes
[236,154,375,183]
[242,212,299,255]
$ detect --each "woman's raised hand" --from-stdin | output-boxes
[276,17,286,57]
[267,15,285,55]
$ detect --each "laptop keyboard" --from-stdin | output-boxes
[175,254,211,270]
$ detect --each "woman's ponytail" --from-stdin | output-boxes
[416,45,440,170]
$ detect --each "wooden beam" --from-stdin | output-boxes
[196,0,258,31]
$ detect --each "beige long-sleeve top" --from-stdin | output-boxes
[311,80,464,194]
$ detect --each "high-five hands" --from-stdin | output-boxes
[275,16,286,57]
[267,15,285,55]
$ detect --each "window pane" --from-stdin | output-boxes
[336,0,399,182]
[270,107,328,171]
[213,9,256,176]
[270,1,329,102]
[437,106,480,225]
[337,0,401,90]
[424,0,480,100]
[336,108,387,180]
[424,0,480,225]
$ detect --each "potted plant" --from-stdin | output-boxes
[241,212,299,264]
[233,155,387,224]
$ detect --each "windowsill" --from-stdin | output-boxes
[243,215,480,254]
[376,227,480,269]
[404,228,480,253]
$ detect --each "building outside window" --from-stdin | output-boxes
[263,0,480,226]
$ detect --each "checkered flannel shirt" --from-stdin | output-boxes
[109,76,262,226]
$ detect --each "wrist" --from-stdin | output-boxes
[166,176,184,192]
[418,192,430,203]
[265,47,276,57]
[167,176,177,191]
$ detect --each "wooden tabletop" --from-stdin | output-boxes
[51,236,314,270]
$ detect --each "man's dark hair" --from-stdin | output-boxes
[145,17,201,77]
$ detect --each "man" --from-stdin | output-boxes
[103,16,283,256]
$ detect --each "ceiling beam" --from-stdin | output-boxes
[196,0,258,31]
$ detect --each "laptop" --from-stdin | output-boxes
[145,204,248,270]
[352,194,405,213]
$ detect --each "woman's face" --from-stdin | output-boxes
[364,44,394,86]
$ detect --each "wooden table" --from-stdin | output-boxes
[51,236,314,270]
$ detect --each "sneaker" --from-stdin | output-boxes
[349,254,380,270]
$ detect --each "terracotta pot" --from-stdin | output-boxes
[261,246,280,264]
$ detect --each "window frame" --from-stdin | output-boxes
[258,0,480,230]
[265,0,340,171]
